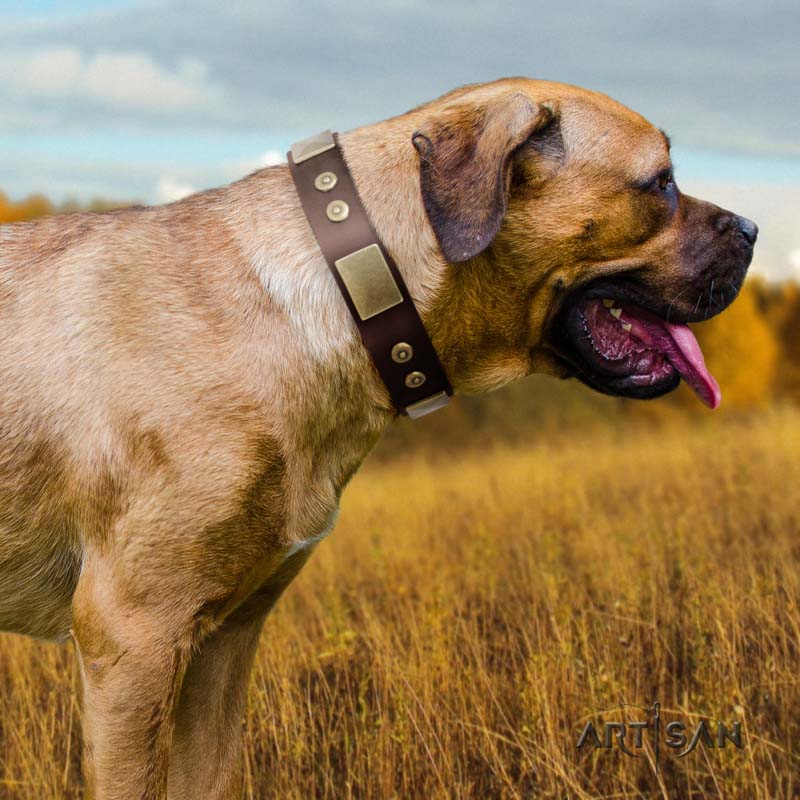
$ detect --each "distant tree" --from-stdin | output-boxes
[752,280,800,401]
[0,191,132,225]
[693,282,779,408]
[0,191,53,223]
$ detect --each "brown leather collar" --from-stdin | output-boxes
[288,130,451,418]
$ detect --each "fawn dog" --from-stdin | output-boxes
[0,77,755,798]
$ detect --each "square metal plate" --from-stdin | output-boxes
[334,244,403,321]
[290,130,336,164]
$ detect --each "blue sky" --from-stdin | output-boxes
[0,0,798,278]
[1,0,133,15]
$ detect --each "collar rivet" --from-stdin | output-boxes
[391,342,414,363]
[405,371,427,389]
[315,171,338,192]
[326,200,350,222]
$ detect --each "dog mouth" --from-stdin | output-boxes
[553,281,721,408]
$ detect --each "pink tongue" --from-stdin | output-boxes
[622,308,721,409]
[663,323,721,409]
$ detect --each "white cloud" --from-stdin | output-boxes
[0,145,289,208]
[257,150,285,168]
[221,150,287,183]
[150,150,286,205]
[0,0,798,153]
[789,250,800,281]
[0,47,227,117]
[156,176,196,203]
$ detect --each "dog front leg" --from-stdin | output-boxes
[167,547,312,800]
[72,560,195,800]
[167,612,264,800]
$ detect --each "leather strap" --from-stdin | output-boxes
[287,130,451,418]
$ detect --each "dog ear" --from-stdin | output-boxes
[412,92,556,263]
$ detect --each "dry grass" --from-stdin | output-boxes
[1,407,799,799]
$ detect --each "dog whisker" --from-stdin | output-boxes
[665,286,692,323]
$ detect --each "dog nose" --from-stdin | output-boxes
[736,216,758,245]
[715,213,758,246]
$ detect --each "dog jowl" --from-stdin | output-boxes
[0,77,756,799]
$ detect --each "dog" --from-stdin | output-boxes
[0,77,755,798]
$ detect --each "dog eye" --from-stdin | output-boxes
[655,170,674,192]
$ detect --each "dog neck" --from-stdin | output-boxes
[223,144,409,497]
[336,125,451,320]
[227,121,467,505]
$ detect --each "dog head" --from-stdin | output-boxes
[411,78,757,407]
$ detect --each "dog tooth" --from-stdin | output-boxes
[610,307,622,319]
[602,299,615,308]
[622,322,632,332]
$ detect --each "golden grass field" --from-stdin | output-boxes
[0,405,799,799]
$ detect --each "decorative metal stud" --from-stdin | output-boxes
[405,371,427,389]
[406,390,449,419]
[290,130,336,164]
[314,171,338,192]
[391,342,414,363]
[326,200,349,222]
